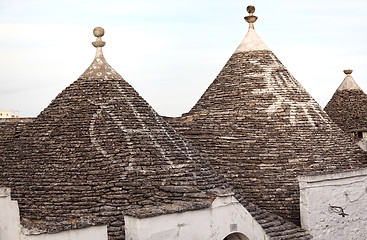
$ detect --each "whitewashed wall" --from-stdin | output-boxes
[0,187,108,240]
[299,168,367,240]
[0,187,21,240]
[20,226,108,240]
[124,195,269,240]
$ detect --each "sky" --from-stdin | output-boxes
[1,0,367,117]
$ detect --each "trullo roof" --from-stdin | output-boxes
[325,69,367,132]
[0,27,229,240]
[165,6,367,225]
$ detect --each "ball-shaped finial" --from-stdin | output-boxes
[92,27,106,48]
[245,5,257,27]
[344,69,353,75]
[93,27,104,38]
[247,5,255,14]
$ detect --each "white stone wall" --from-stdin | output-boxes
[20,226,108,240]
[0,187,108,240]
[299,168,367,240]
[0,187,21,240]
[124,195,269,240]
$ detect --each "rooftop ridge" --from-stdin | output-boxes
[337,69,363,91]
[234,5,270,53]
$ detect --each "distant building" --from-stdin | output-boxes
[325,70,367,151]
[0,110,19,118]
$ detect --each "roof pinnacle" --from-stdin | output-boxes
[92,27,105,57]
[234,5,269,53]
[337,69,361,91]
[245,5,258,29]
[344,69,353,75]
[80,27,121,80]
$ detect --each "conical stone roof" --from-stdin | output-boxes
[166,6,367,225]
[0,27,228,240]
[325,70,367,132]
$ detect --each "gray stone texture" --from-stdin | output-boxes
[0,34,312,240]
[325,89,367,132]
[0,56,227,239]
[165,50,367,226]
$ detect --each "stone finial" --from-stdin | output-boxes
[80,27,122,80]
[344,69,353,75]
[337,69,361,91]
[234,5,269,53]
[92,27,106,48]
[245,5,258,29]
[247,5,255,14]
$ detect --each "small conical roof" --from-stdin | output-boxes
[325,69,367,132]
[167,6,367,225]
[1,27,228,238]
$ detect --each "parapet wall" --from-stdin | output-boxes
[0,187,108,240]
[124,195,269,240]
[299,168,367,240]
[0,187,21,240]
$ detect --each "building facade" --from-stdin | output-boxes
[0,110,19,118]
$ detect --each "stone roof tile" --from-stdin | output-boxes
[0,118,33,154]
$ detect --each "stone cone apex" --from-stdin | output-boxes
[1,27,228,239]
[167,5,367,226]
[234,5,269,53]
[80,27,121,80]
[337,69,363,91]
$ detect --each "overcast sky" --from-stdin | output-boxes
[1,0,367,117]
